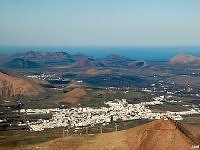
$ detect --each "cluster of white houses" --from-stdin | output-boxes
[19,96,200,131]
[26,73,61,81]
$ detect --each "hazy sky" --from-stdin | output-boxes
[0,0,200,46]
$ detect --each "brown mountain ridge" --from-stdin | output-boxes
[0,71,43,101]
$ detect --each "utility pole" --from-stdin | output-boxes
[66,129,69,136]
[115,123,119,131]
[85,127,88,135]
[63,128,69,137]
[63,129,65,137]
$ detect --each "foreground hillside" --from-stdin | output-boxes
[20,119,198,150]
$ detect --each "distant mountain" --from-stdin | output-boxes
[170,53,200,64]
[0,71,43,100]
[0,54,8,64]
[21,50,45,60]
[45,52,75,65]
[72,53,89,61]
[47,51,73,61]
[10,51,153,68]
[15,51,75,65]
[0,53,8,59]
[60,88,87,104]
[73,59,92,68]
[23,119,196,150]
[49,51,71,58]
[102,54,132,67]
[4,58,40,68]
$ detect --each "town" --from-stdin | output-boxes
[19,96,200,131]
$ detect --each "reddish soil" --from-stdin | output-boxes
[61,88,87,104]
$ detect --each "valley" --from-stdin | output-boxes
[0,51,199,149]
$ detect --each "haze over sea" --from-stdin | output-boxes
[0,46,200,61]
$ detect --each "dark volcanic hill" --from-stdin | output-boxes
[14,51,75,65]
[4,58,40,68]
[10,51,151,68]
[48,51,71,59]
[44,52,75,65]
[102,54,132,67]
[20,50,45,60]
[128,60,148,68]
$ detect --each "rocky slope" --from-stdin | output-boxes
[0,71,42,100]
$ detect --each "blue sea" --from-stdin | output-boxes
[0,46,200,61]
